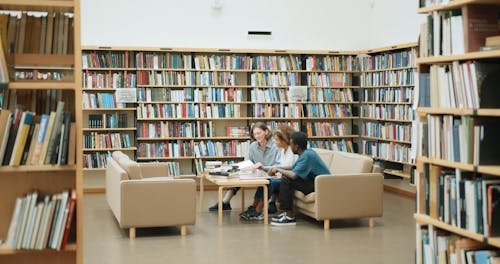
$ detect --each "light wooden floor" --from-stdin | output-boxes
[84,190,416,264]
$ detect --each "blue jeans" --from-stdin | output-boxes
[254,178,281,201]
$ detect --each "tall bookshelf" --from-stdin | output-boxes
[80,48,360,189]
[415,1,500,263]
[0,1,82,264]
[358,43,418,182]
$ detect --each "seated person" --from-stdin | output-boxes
[209,122,280,211]
[240,125,297,220]
[268,131,330,226]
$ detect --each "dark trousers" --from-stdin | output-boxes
[279,176,315,211]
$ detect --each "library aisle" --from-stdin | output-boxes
[83,191,415,264]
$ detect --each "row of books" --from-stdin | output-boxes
[6,190,76,251]
[137,121,216,138]
[82,52,192,69]
[360,140,411,163]
[359,104,413,121]
[253,55,301,71]
[137,87,245,103]
[193,54,252,70]
[226,126,250,137]
[87,113,129,129]
[306,73,351,87]
[250,88,289,102]
[253,104,301,118]
[304,121,350,137]
[307,88,354,103]
[303,104,352,118]
[308,139,354,153]
[82,92,126,109]
[82,72,137,89]
[83,132,132,149]
[305,55,357,71]
[419,61,500,109]
[136,71,238,86]
[137,103,242,119]
[360,87,413,103]
[423,115,500,165]
[83,152,110,169]
[422,166,500,236]
[419,6,498,57]
[3,90,66,117]
[0,103,75,166]
[419,226,500,264]
[15,70,67,81]
[250,72,300,87]
[358,49,416,71]
[3,12,74,55]
[193,140,250,158]
[360,121,412,142]
[360,69,416,86]
[138,140,252,159]
[265,121,300,132]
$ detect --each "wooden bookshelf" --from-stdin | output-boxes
[384,169,411,179]
[360,136,412,145]
[415,2,500,262]
[0,0,82,263]
[417,0,500,13]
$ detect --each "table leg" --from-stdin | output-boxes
[199,173,204,212]
[218,186,223,225]
[241,188,245,212]
[263,185,268,224]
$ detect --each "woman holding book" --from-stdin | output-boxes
[239,124,298,221]
[208,122,281,212]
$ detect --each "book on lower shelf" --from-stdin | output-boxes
[0,105,76,167]
[422,163,500,237]
[5,189,76,251]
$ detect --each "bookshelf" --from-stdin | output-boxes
[415,1,500,263]
[80,47,361,189]
[358,43,418,181]
[0,0,82,264]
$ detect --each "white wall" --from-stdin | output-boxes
[81,0,373,50]
[81,0,424,51]
[367,0,426,48]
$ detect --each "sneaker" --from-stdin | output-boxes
[268,201,277,214]
[271,212,296,226]
[209,202,231,212]
[271,212,286,222]
[239,207,253,219]
[241,209,264,221]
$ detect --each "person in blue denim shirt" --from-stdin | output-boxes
[208,122,280,212]
[240,124,297,220]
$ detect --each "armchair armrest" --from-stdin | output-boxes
[119,178,196,228]
[315,173,383,220]
[106,158,127,223]
[138,162,171,178]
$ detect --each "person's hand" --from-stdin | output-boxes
[268,168,279,176]
[253,162,264,172]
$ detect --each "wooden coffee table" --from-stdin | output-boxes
[200,172,269,225]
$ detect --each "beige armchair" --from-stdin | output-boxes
[293,149,383,230]
[106,151,196,238]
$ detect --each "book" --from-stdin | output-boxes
[67,122,76,165]
[0,109,12,163]
[6,198,22,248]
[2,108,23,165]
[60,189,76,250]
[24,124,39,165]
[10,111,34,166]
[38,111,56,165]
[44,101,64,164]
[30,114,49,165]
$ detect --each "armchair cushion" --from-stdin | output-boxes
[331,151,373,174]
[293,191,316,203]
[115,155,142,180]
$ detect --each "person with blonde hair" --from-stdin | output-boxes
[208,122,281,211]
